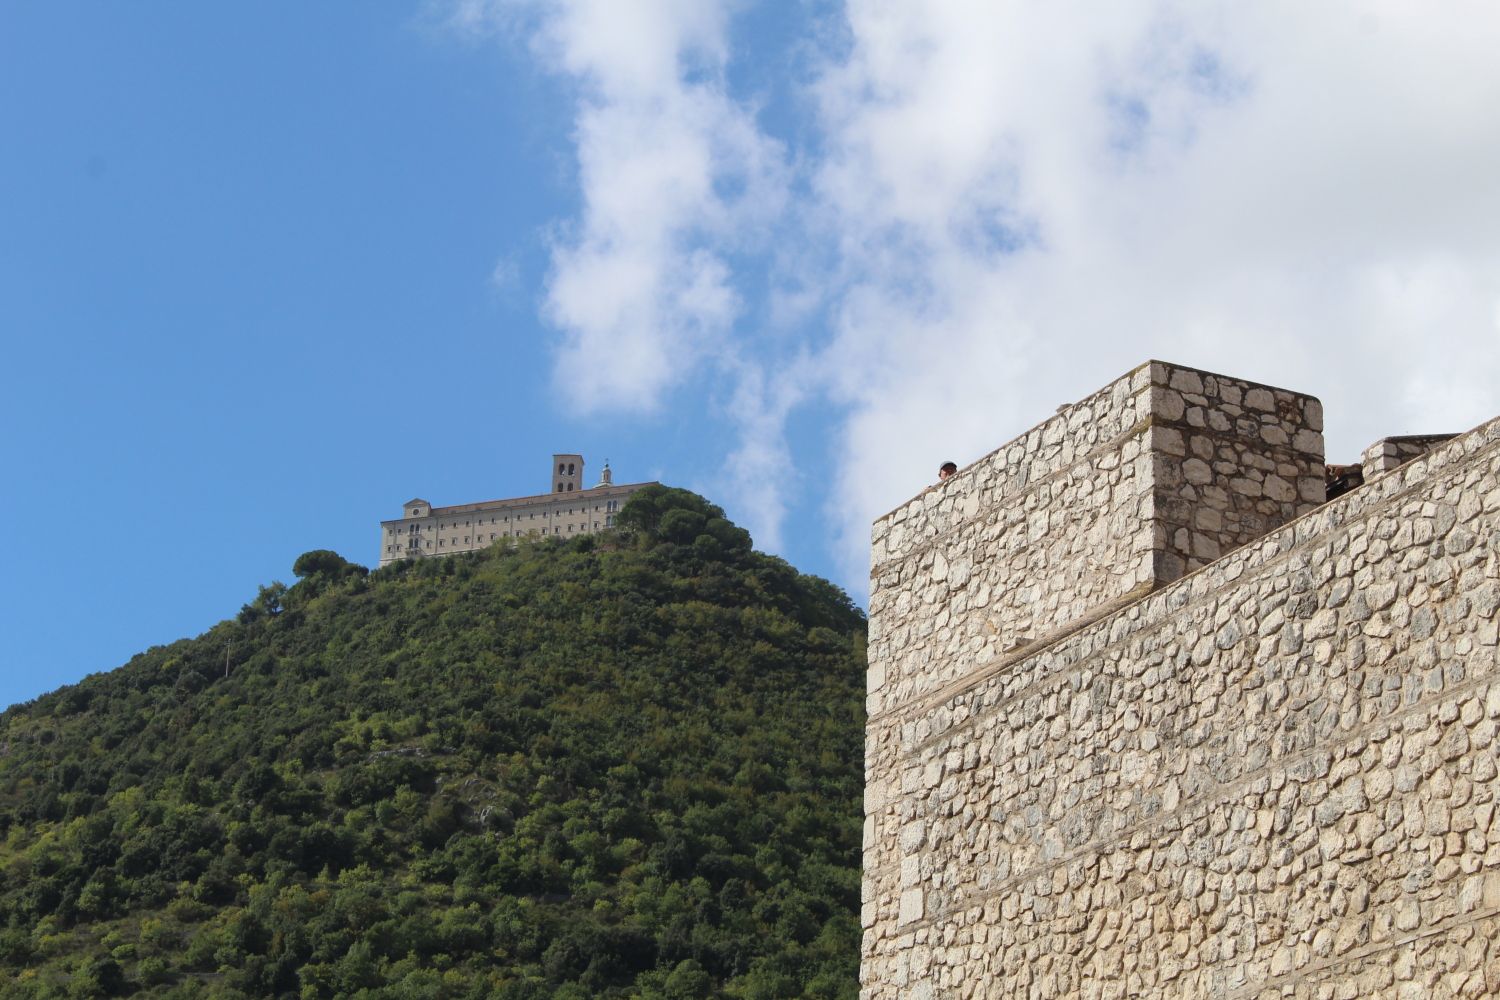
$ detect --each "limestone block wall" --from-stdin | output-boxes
[862,413,1500,999]
[1148,366,1326,581]
[867,361,1324,718]
[1364,435,1459,479]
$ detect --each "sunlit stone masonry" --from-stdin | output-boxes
[864,361,1500,998]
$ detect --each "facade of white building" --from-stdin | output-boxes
[377,454,653,568]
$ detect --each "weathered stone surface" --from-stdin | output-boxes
[863,362,1500,999]
[1363,434,1459,480]
[868,362,1325,717]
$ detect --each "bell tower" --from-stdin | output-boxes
[551,453,584,493]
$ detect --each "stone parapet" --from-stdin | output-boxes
[1147,365,1325,581]
[867,362,1323,719]
[1363,434,1459,480]
[862,401,1500,998]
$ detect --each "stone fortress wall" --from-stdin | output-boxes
[868,363,1326,717]
[1365,435,1460,478]
[863,361,1500,998]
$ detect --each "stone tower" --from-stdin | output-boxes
[863,361,1500,997]
[553,453,584,493]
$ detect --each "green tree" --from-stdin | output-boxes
[0,498,866,997]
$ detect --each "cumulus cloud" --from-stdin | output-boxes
[704,355,811,552]
[464,0,788,413]
[808,1,1500,587]
[477,0,1500,599]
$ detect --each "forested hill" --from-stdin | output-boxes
[0,488,867,1000]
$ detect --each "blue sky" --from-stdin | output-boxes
[5,2,1500,710]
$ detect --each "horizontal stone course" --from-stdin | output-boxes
[863,360,1500,999]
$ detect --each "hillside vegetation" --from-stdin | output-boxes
[0,488,866,999]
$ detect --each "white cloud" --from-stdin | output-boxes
[806,1,1500,589]
[478,0,1500,600]
[476,0,788,413]
[701,355,811,553]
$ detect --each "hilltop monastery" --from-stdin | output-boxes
[377,454,653,568]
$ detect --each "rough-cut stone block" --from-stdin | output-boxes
[868,362,1325,711]
[863,359,1500,1000]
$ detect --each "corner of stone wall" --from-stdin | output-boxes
[1144,362,1325,585]
[861,409,1500,999]
[867,361,1332,724]
[1361,433,1459,480]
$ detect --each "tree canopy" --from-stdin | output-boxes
[0,491,866,999]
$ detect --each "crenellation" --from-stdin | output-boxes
[864,361,1499,998]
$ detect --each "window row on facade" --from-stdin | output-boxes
[383,515,616,554]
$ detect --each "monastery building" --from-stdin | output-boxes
[378,454,654,567]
